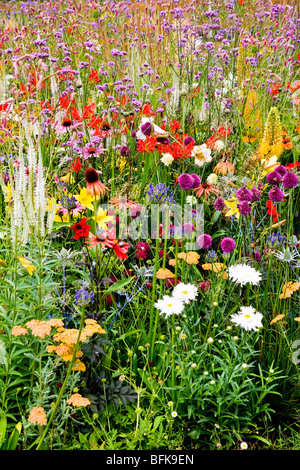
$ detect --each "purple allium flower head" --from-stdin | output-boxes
[197,233,212,249]
[214,197,226,211]
[182,222,194,234]
[184,136,195,146]
[190,173,201,188]
[236,186,252,202]
[220,237,236,253]
[157,136,170,145]
[268,185,284,202]
[178,173,194,190]
[282,171,299,189]
[275,165,287,177]
[266,171,282,186]
[238,201,252,216]
[120,145,130,157]
[141,121,153,136]
[250,187,261,202]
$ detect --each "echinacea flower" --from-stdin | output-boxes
[85,167,108,197]
[194,183,219,199]
[230,306,263,331]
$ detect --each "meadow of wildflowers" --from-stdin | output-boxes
[0,0,299,452]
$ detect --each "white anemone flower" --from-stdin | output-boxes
[230,306,263,332]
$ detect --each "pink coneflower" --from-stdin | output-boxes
[194,183,219,199]
[85,167,108,197]
[109,196,142,212]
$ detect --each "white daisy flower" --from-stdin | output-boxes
[240,442,248,450]
[230,306,263,332]
[154,295,185,317]
[228,263,262,286]
[172,282,198,304]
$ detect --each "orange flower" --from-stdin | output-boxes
[67,393,91,407]
[12,325,28,336]
[270,314,286,325]
[194,183,219,199]
[156,268,175,279]
[85,167,108,197]
[28,407,47,426]
[213,160,236,175]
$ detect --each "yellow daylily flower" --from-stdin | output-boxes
[18,257,36,276]
[224,196,240,219]
[60,173,75,184]
[93,207,113,230]
[54,212,69,223]
[75,187,95,211]
[261,155,280,177]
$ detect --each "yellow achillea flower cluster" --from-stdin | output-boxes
[156,268,175,279]
[169,251,200,266]
[67,393,91,407]
[12,325,28,336]
[26,320,52,339]
[52,319,106,344]
[279,281,300,299]
[270,314,287,325]
[202,263,228,279]
[259,107,283,159]
[28,406,47,426]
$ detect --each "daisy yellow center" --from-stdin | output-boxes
[182,291,188,295]
[167,304,173,307]
[244,314,251,319]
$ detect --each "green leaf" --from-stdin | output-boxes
[248,435,272,447]
[104,277,135,296]
[0,339,7,367]
[6,422,22,450]
[0,411,7,446]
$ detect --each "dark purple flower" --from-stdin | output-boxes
[282,172,299,189]
[275,165,287,177]
[268,186,284,202]
[178,173,194,190]
[190,173,201,188]
[238,201,252,216]
[157,136,170,145]
[250,187,261,202]
[214,197,225,211]
[266,171,282,186]
[236,186,252,202]
[220,237,236,253]
[184,136,195,146]
[197,233,212,249]
[120,145,130,157]
[141,121,153,136]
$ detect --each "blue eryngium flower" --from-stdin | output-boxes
[75,288,94,307]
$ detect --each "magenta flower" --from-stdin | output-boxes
[197,233,212,249]
[268,186,284,202]
[220,237,236,253]
[282,172,299,189]
[178,173,194,190]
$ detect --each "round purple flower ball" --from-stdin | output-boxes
[197,233,212,250]
[184,136,195,146]
[214,197,226,211]
[178,173,194,190]
[282,171,299,189]
[220,237,236,253]
[238,201,252,216]
[182,222,194,234]
[266,171,282,186]
[268,185,284,202]
[190,173,201,188]
[250,187,261,202]
[236,186,252,202]
[275,165,287,178]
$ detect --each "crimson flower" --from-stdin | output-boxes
[71,218,91,240]
[85,230,130,260]
[266,200,279,223]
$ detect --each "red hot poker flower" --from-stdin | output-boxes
[71,218,91,240]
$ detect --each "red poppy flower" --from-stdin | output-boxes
[71,218,91,240]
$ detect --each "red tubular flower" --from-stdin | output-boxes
[85,229,129,260]
[71,218,91,240]
[266,200,279,223]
